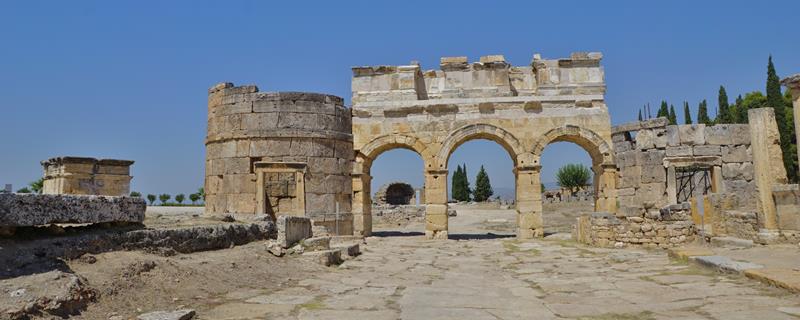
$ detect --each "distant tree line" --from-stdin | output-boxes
[132,187,205,206]
[638,56,797,182]
[451,164,494,202]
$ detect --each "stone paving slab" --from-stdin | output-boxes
[690,255,765,273]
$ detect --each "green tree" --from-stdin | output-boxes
[717,86,731,124]
[16,187,31,193]
[159,194,170,205]
[683,101,692,124]
[175,193,185,204]
[638,109,643,121]
[29,178,44,194]
[146,194,156,205]
[451,164,471,202]
[130,191,142,198]
[668,104,677,125]
[472,165,493,202]
[189,193,200,204]
[697,100,712,125]
[451,165,463,201]
[198,187,205,200]
[657,100,669,118]
[556,164,592,194]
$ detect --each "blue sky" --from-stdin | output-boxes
[1,1,798,198]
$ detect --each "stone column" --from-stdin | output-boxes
[352,173,372,237]
[515,166,543,239]
[781,73,800,178]
[748,108,788,230]
[424,169,449,239]
[595,164,618,213]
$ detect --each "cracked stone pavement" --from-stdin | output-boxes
[209,208,800,319]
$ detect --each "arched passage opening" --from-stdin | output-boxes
[447,139,517,238]
[540,142,596,234]
[352,134,430,237]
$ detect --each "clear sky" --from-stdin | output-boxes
[1,1,798,198]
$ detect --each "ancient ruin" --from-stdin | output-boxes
[351,53,617,239]
[374,182,417,206]
[41,156,134,196]
[205,84,354,234]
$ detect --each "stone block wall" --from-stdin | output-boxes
[41,157,134,196]
[206,83,354,234]
[612,118,756,217]
[574,203,696,248]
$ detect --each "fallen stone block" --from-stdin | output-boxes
[301,236,331,251]
[137,309,196,320]
[690,255,764,274]
[333,243,361,260]
[710,236,754,248]
[302,249,342,266]
[1,270,96,319]
[276,215,312,248]
[0,193,145,227]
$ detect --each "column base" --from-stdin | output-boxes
[516,228,543,239]
[425,230,449,240]
[353,213,372,237]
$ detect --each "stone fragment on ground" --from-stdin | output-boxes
[0,270,96,319]
[690,255,764,273]
[136,309,195,320]
[303,249,342,266]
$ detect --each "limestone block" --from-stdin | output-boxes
[678,124,705,145]
[276,215,312,248]
[721,145,751,163]
[665,146,692,157]
[613,141,633,153]
[0,193,145,227]
[241,113,278,130]
[667,125,681,147]
[641,165,666,184]
[637,183,666,205]
[705,124,750,145]
[636,129,655,150]
[619,166,641,188]
[693,145,721,157]
[616,151,638,168]
[722,162,754,181]
[637,150,665,166]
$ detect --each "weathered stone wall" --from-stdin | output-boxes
[372,204,426,225]
[612,118,756,217]
[374,182,416,205]
[574,204,696,248]
[41,157,134,197]
[352,52,617,239]
[0,193,145,227]
[716,210,759,241]
[206,83,353,234]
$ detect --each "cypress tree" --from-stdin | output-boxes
[683,101,692,124]
[638,109,643,121]
[473,165,493,202]
[657,100,669,118]
[452,165,462,201]
[462,163,471,201]
[668,104,677,125]
[697,100,712,125]
[718,86,730,124]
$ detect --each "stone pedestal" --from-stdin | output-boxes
[424,170,449,239]
[515,166,543,238]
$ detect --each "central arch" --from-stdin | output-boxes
[436,124,524,169]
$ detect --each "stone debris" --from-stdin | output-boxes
[276,215,312,248]
[302,249,342,267]
[136,309,195,320]
[333,243,361,260]
[0,193,145,228]
[0,270,96,319]
[301,237,331,251]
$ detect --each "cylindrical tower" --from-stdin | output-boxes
[206,82,353,234]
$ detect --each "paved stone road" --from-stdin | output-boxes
[209,208,800,319]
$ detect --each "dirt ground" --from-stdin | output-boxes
[64,242,323,319]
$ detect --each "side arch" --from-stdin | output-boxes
[531,125,613,166]
[435,123,525,169]
[357,134,434,172]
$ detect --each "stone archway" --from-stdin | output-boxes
[350,52,615,239]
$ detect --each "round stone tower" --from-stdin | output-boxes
[206,82,353,234]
